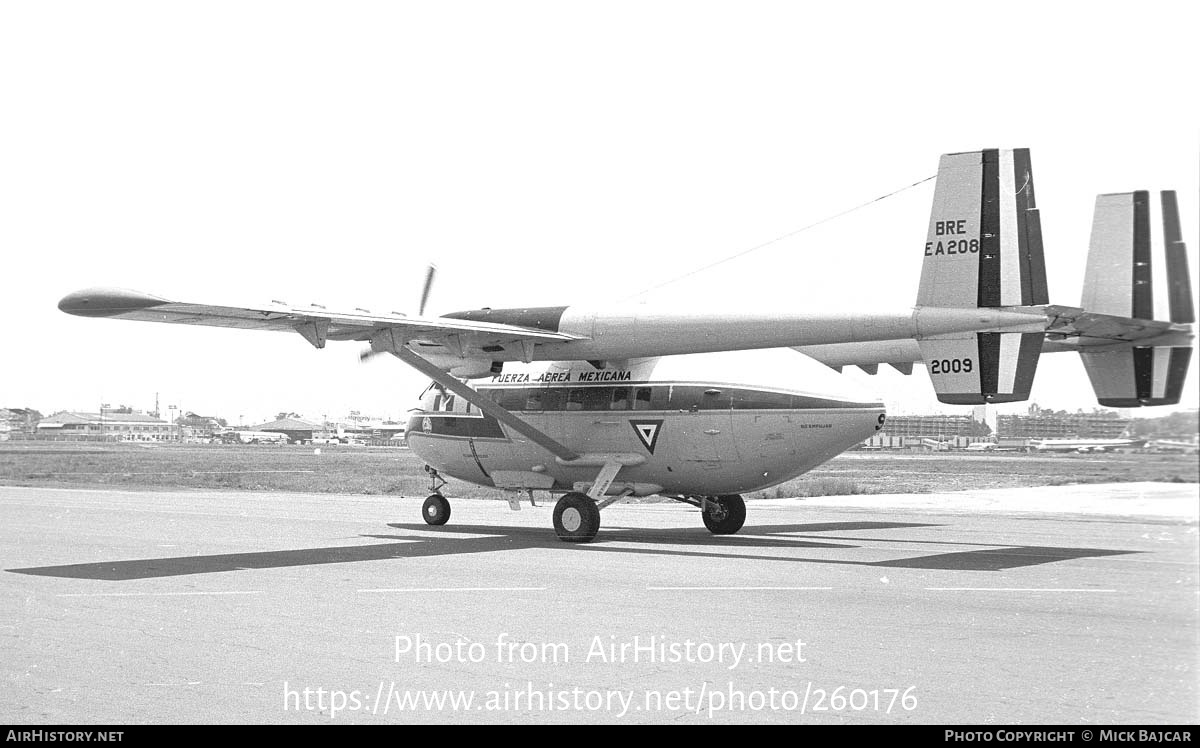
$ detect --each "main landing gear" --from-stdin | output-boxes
[552,492,601,542]
[418,465,746,541]
[669,494,746,535]
[701,494,747,535]
[548,492,747,541]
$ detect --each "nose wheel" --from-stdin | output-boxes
[422,493,451,525]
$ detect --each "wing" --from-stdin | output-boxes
[57,287,585,350]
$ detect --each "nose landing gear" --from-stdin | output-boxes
[420,465,451,526]
[422,493,451,525]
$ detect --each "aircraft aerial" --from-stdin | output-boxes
[59,148,1195,542]
[1028,438,1148,453]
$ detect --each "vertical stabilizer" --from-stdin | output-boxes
[917,148,1047,309]
[916,148,1046,404]
[1079,190,1194,406]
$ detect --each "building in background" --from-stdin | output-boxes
[997,405,1129,440]
[1,408,44,440]
[254,417,320,444]
[36,408,179,442]
[175,412,226,442]
[863,403,1134,450]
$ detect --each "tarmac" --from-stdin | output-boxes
[1,482,1196,724]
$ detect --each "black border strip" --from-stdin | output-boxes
[977,150,1002,307]
[977,332,1000,397]
[1131,191,1153,319]
[1025,208,1049,305]
[1162,191,1195,323]
[1132,346,1154,402]
[1012,332,1042,396]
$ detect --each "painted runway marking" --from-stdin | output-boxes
[648,586,835,591]
[357,587,547,593]
[925,587,1118,593]
[144,681,264,687]
[57,591,263,597]
[34,470,317,476]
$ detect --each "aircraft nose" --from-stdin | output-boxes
[58,288,168,317]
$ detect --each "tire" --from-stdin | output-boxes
[553,492,601,543]
[702,494,746,535]
[422,493,451,526]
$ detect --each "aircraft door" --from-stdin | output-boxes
[672,386,742,463]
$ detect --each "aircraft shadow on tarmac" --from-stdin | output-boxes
[5,520,1137,581]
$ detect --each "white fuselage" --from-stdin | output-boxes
[405,349,886,497]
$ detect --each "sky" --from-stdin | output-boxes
[2,1,1197,426]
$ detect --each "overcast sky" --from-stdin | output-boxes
[2,1,1197,425]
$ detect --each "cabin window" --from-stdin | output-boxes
[565,388,610,411]
[667,386,690,410]
[566,389,586,411]
[583,388,610,411]
[500,389,525,410]
[524,390,544,411]
[633,387,652,410]
[732,390,793,409]
[610,387,630,410]
[700,388,732,410]
[541,388,564,411]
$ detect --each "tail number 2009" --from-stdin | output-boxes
[930,358,973,374]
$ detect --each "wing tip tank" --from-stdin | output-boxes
[58,288,171,317]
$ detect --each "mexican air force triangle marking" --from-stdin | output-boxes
[630,420,664,454]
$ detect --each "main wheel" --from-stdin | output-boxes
[702,494,746,535]
[422,493,451,526]
[553,492,601,542]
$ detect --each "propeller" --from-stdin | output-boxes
[360,263,438,363]
[418,264,437,316]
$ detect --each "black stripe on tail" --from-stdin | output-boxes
[1162,191,1195,323]
[977,149,1002,308]
[1131,191,1153,319]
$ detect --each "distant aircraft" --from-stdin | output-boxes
[1145,439,1199,454]
[221,430,290,445]
[964,442,997,452]
[59,148,1195,541]
[1029,438,1147,453]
